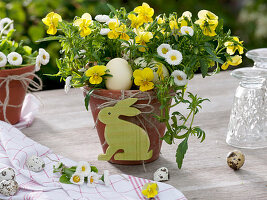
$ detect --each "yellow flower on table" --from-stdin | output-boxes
[195,10,218,37]
[73,13,93,37]
[42,12,62,35]
[134,3,154,23]
[133,67,154,92]
[141,182,159,198]
[221,55,242,70]
[224,37,244,55]
[85,65,107,84]
[135,31,153,52]
[128,14,143,29]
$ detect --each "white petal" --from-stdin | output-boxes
[7,52,23,66]
[0,18,14,35]
[0,52,7,67]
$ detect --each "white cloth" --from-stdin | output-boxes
[14,94,41,130]
[0,121,187,200]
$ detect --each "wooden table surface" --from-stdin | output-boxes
[22,71,267,200]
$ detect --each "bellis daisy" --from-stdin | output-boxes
[157,44,172,58]
[76,161,91,176]
[181,26,194,36]
[87,172,99,187]
[35,55,42,71]
[70,173,84,185]
[95,15,110,23]
[100,28,110,35]
[0,18,14,35]
[0,52,7,67]
[64,76,72,94]
[7,52,23,66]
[38,48,50,65]
[171,70,188,86]
[165,50,183,66]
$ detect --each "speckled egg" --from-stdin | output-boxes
[0,180,19,196]
[0,168,15,182]
[227,150,245,170]
[26,155,45,172]
[153,167,169,182]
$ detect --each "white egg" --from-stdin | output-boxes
[134,57,169,83]
[105,58,133,90]
[0,168,15,182]
[0,180,19,196]
[26,155,45,172]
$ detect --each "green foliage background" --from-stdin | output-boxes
[0,0,266,90]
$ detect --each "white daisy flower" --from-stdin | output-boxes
[100,28,110,35]
[182,11,192,19]
[0,52,7,67]
[103,170,110,186]
[64,76,72,94]
[171,70,188,86]
[87,172,99,187]
[157,44,172,58]
[70,173,84,185]
[76,161,91,176]
[165,50,183,66]
[7,52,23,66]
[0,18,14,35]
[35,55,42,71]
[181,26,194,36]
[95,15,110,23]
[38,48,50,65]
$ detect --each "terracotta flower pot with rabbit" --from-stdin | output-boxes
[85,87,168,165]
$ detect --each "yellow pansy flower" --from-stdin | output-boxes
[135,31,153,52]
[42,12,62,35]
[169,20,178,30]
[141,183,158,199]
[195,10,218,37]
[128,14,143,29]
[224,37,244,55]
[133,68,154,92]
[117,24,130,41]
[157,16,165,24]
[73,13,93,37]
[85,65,107,84]
[134,3,154,23]
[107,19,129,40]
[156,64,164,80]
[221,55,242,70]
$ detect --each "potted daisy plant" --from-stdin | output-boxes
[40,3,243,168]
[0,18,50,124]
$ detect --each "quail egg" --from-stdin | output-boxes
[0,168,15,181]
[153,167,169,182]
[26,155,45,172]
[0,180,19,196]
[227,150,245,170]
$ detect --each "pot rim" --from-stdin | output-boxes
[0,64,35,73]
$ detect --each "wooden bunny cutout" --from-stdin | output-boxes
[98,98,153,161]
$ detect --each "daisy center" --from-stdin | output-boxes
[185,30,189,34]
[90,176,94,184]
[13,57,18,61]
[0,57,2,61]
[73,175,80,183]
[43,55,46,59]
[171,55,177,61]
[162,48,168,54]
[82,166,86,171]
[177,75,183,80]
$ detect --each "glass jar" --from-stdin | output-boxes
[246,48,267,69]
[226,68,267,148]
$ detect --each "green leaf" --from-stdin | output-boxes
[107,4,117,14]
[84,88,95,111]
[162,132,173,144]
[63,168,75,178]
[199,59,209,78]
[59,174,72,184]
[36,36,65,43]
[91,166,98,173]
[176,137,188,169]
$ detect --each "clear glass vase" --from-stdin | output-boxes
[246,48,267,69]
[226,68,267,148]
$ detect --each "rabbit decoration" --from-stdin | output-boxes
[97,98,153,161]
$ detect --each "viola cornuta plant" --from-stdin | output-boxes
[40,3,244,168]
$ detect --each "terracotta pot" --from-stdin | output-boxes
[0,65,35,124]
[84,87,169,165]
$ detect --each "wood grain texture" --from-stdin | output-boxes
[22,71,267,200]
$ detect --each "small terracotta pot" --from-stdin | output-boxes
[0,65,35,124]
[84,87,169,165]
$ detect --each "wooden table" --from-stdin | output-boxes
[22,71,267,200]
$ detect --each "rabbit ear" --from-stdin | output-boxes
[114,98,141,116]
